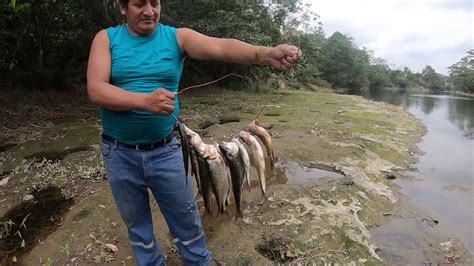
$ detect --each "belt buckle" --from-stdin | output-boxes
[135,144,149,151]
[134,141,161,151]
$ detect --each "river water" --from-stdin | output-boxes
[351,90,473,261]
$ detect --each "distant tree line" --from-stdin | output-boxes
[0,0,472,93]
[448,49,473,93]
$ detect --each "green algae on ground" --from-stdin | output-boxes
[1,122,100,174]
[181,89,424,167]
[178,88,425,263]
[2,88,427,264]
[366,143,405,165]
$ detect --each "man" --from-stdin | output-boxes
[87,0,300,264]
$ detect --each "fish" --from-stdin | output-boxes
[207,144,232,213]
[189,147,201,195]
[219,141,246,218]
[173,122,191,184]
[196,151,213,214]
[182,124,219,213]
[182,124,217,160]
[239,131,266,196]
[246,119,275,169]
[254,119,273,130]
[232,138,251,191]
[182,124,206,155]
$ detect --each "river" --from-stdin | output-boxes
[351,90,473,263]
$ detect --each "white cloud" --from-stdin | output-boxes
[304,0,473,74]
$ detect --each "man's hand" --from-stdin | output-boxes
[263,45,302,71]
[143,89,176,115]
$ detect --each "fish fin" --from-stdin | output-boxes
[272,150,276,168]
[246,176,252,191]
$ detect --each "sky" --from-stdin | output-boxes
[303,0,473,74]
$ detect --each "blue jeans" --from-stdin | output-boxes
[101,137,212,266]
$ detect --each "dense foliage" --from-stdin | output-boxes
[0,0,470,93]
[0,0,122,89]
[449,50,474,93]
[319,32,369,90]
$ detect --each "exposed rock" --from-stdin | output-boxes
[339,166,397,203]
[288,197,381,260]
[23,194,34,202]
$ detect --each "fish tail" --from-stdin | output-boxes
[259,169,266,196]
[220,202,226,213]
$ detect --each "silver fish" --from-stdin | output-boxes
[189,147,201,194]
[246,120,275,169]
[196,151,213,214]
[239,131,266,196]
[232,138,251,191]
[181,124,217,213]
[182,124,217,160]
[177,123,190,179]
[220,141,245,218]
[207,144,231,213]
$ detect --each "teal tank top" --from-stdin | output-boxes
[102,24,183,145]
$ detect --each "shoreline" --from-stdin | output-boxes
[1,88,470,264]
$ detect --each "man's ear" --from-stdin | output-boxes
[119,4,127,15]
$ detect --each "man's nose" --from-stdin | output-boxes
[143,3,153,16]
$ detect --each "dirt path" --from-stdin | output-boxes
[1,88,471,265]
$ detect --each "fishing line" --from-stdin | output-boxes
[171,73,246,125]
[177,73,246,95]
[171,113,180,123]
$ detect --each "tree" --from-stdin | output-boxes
[367,56,392,90]
[320,32,369,89]
[421,66,448,91]
[0,0,120,89]
[390,69,409,89]
[449,50,474,93]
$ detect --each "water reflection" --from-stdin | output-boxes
[408,95,474,139]
[349,89,409,106]
[447,97,474,139]
[353,91,474,140]
[351,90,474,255]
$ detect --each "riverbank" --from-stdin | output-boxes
[452,90,474,98]
[1,88,470,264]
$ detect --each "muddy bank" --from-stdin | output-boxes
[1,88,470,264]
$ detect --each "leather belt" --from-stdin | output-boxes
[102,134,173,151]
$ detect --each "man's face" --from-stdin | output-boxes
[121,0,161,36]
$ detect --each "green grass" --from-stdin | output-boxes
[367,143,405,165]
